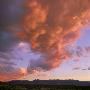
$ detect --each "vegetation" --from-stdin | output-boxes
[0,84,90,90]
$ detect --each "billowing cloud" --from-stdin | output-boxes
[18,0,90,73]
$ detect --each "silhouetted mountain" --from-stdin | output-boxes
[8,80,31,84]
[6,80,90,86]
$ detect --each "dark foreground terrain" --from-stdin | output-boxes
[0,80,90,90]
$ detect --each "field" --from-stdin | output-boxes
[0,84,90,90]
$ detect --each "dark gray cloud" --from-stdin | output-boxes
[0,0,25,26]
[73,67,80,70]
[0,29,17,52]
[0,0,26,81]
[88,67,90,70]
[82,68,87,70]
[0,0,25,52]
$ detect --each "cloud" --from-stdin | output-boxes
[0,0,90,81]
[0,0,27,81]
[0,0,25,52]
[0,66,27,81]
[73,67,80,70]
[88,67,90,70]
[82,68,87,70]
[19,0,90,73]
[0,49,27,81]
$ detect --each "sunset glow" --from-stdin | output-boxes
[0,0,90,81]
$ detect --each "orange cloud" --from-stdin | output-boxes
[0,67,27,81]
[18,0,90,73]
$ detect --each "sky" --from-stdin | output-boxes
[0,0,90,81]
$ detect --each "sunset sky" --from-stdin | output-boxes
[0,0,90,81]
